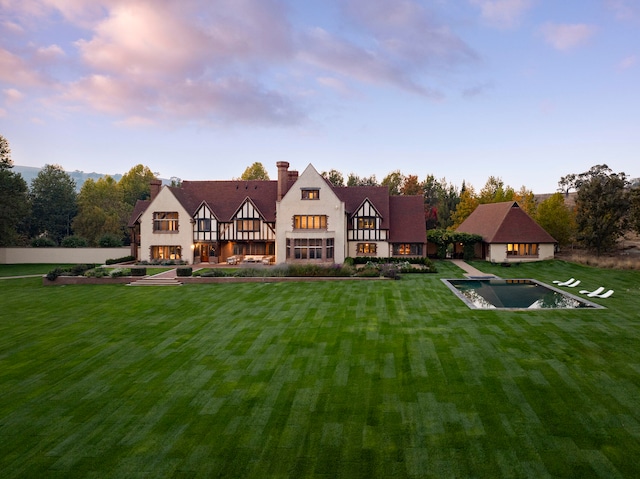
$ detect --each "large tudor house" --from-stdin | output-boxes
[128,162,427,265]
[455,201,557,262]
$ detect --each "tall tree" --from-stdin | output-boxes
[568,165,629,255]
[478,176,515,204]
[0,134,11,169]
[119,164,156,206]
[629,187,640,236]
[240,162,270,180]
[30,164,77,244]
[451,185,478,229]
[0,135,30,245]
[321,169,344,187]
[347,173,378,186]
[401,175,422,196]
[73,176,129,246]
[381,170,404,195]
[514,186,537,217]
[535,193,575,247]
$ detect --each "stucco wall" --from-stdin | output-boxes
[0,247,131,264]
[139,186,195,263]
[488,243,555,263]
[275,165,346,264]
[347,241,390,259]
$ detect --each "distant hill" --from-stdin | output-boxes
[13,165,173,192]
[13,165,123,191]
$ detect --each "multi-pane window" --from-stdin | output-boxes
[357,217,376,229]
[326,238,334,259]
[151,245,182,260]
[393,243,423,255]
[357,243,377,254]
[507,243,538,256]
[293,238,323,259]
[301,189,320,200]
[236,219,260,232]
[286,238,334,260]
[197,218,211,231]
[293,215,327,229]
[153,212,178,231]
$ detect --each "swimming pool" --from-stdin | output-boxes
[443,279,603,310]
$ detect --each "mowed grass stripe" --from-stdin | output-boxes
[1,263,640,477]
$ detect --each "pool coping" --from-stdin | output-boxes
[441,278,606,310]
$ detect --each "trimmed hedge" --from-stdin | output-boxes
[131,267,147,277]
[106,255,135,265]
[176,266,192,277]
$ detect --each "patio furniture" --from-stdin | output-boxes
[594,289,614,298]
[553,278,575,286]
[579,286,606,297]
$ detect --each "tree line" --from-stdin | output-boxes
[2,136,639,255]
[1,134,155,247]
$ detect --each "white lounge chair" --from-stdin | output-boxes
[553,278,575,286]
[579,286,606,297]
[565,280,581,287]
[594,289,614,298]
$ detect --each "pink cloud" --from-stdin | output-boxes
[299,0,475,98]
[605,0,640,22]
[470,0,533,29]
[3,88,24,103]
[618,55,637,70]
[0,48,45,86]
[539,23,597,51]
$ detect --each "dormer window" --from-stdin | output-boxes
[301,188,320,200]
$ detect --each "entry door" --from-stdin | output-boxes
[201,245,209,262]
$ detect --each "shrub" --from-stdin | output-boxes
[69,264,96,276]
[130,267,147,277]
[343,257,355,267]
[85,267,107,278]
[176,266,192,277]
[46,268,65,281]
[31,237,57,247]
[355,267,380,277]
[98,234,123,247]
[380,264,401,279]
[196,269,230,277]
[61,235,88,248]
[109,268,126,278]
[106,255,135,265]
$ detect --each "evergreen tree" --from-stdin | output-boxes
[0,135,30,245]
[30,164,77,244]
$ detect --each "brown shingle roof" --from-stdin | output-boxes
[456,201,556,243]
[389,196,427,243]
[172,180,279,221]
[127,199,150,227]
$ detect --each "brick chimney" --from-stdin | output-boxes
[150,179,162,201]
[276,161,289,201]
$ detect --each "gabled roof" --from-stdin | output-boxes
[389,196,427,243]
[456,201,556,243]
[128,199,150,227]
[332,186,391,228]
[170,180,279,222]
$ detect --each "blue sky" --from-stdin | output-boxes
[1,0,638,193]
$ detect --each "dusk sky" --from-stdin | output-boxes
[1,0,638,193]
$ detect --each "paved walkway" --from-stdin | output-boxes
[147,263,211,279]
[449,259,498,278]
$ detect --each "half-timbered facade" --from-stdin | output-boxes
[129,162,427,264]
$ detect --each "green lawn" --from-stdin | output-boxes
[0,264,74,277]
[1,260,640,478]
